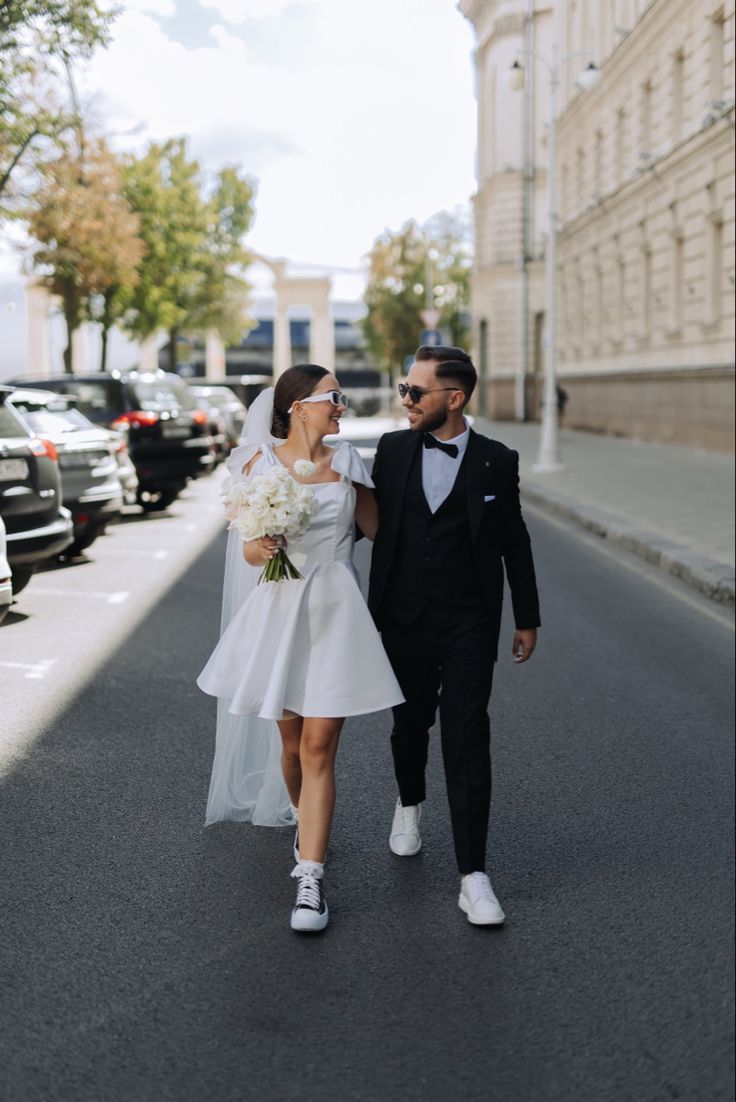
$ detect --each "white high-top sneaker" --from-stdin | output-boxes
[290,862,328,933]
[458,872,505,926]
[389,798,422,856]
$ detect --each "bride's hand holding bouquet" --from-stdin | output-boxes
[221,459,317,583]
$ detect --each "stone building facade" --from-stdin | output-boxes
[460,0,735,451]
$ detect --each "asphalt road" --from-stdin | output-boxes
[0,462,733,1102]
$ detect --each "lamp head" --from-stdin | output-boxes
[576,62,601,92]
[504,60,525,92]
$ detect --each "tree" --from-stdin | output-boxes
[26,137,144,373]
[121,139,211,371]
[0,1,117,205]
[123,146,256,365]
[362,209,472,378]
[179,164,256,345]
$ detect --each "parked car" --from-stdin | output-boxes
[186,391,229,462]
[8,369,216,511]
[195,375,270,410]
[0,386,73,594]
[7,388,124,556]
[188,385,246,450]
[0,515,12,625]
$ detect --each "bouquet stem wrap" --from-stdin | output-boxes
[258,545,304,583]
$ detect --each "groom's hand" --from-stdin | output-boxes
[512,628,537,664]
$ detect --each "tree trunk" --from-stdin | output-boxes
[167,328,178,374]
[100,325,109,372]
[62,286,81,375]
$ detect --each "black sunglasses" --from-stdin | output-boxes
[397,383,462,404]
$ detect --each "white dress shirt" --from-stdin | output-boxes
[421,418,471,513]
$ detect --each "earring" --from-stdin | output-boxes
[301,415,307,422]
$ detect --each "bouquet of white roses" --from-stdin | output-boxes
[221,460,317,582]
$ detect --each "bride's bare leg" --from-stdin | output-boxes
[298,717,345,862]
[278,715,303,809]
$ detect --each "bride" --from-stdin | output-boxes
[197,364,403,933]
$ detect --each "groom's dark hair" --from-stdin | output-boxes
[415,344,477,404]
[272,363,330,438]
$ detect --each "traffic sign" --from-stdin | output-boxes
[420,308,441,329]
[420,329,442,347]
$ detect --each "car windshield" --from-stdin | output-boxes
[12,404,92,434]
[132,376,197,412]
[0,403,28,438]
[63,382,115,424]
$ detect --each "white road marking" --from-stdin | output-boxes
[30,587,130,604]
[0,658,57,680]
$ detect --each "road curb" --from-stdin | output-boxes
[521,483,736,609]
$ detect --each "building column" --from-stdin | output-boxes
[309,293,334,373]
[71,326,88,373]
[139,334,159,372]
[273,281,292,379]
[25,283,52,378]
[205,330,226,379]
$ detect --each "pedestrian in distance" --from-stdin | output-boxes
[368,345,541,925]
[198,366,403,934]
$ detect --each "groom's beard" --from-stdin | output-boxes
[415,406,449,434]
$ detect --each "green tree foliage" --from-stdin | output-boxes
[122,143,255,366]
[0,1,117,203]
[26,136,144,373]
[362,209,472,378]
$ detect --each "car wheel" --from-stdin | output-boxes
[10,566,34,595]
[66,528,100,557]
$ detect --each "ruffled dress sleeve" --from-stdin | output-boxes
[329,441,374,489]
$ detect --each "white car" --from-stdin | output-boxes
[0,514,12,625]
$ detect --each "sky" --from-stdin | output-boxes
[52,0,478,299]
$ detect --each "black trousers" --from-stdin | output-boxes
[381,612,496,875]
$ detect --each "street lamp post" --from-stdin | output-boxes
[506,53,601,473]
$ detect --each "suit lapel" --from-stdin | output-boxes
[466,429,485,542]
[383,430,421,544]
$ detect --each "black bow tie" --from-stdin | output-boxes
[423,433,459,459]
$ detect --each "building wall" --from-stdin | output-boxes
[460,0,736,452]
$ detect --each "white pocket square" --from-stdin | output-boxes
[484,495,496,502]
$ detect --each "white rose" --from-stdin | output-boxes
[294,459,316,478]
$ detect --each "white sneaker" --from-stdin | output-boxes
[290,864,328,933]
[458,872,505,926]
[389,798,422,856]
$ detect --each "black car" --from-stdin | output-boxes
[0,387,73,594]
[7,388,124,555]
[8,369,216,510]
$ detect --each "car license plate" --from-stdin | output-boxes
[0,457,29,481]
[163,424,190,438]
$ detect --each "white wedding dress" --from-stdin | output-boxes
[197,400,403,827]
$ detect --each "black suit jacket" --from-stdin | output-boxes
[368,428,541,634]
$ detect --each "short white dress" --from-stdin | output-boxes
[197,441,403,825]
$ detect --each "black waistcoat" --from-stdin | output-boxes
[381,448,480,627]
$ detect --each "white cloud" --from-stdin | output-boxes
[77,1,479,290]
[200,0,300,21]
[125,0,176,16]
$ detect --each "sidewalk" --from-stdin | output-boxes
[475,418,735,608]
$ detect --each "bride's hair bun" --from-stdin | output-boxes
[271,364,329,438]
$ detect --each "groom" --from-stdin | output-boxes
[368,345,540,925]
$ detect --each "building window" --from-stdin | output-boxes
[640,80,652,160]
[576,146,585,213]
[641,243,652,339]
[670,233,684,332]
[710,11,725,105]
[595,255,604,349]
[616,107,626,187]
[672,50,685,143]
[595,130,604,198]
[707,217,724,324]
[616,253,625,340]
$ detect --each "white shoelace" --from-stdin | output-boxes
[293,872,322,911]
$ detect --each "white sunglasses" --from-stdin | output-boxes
[288,390,349,413]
